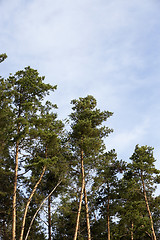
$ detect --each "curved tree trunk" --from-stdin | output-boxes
[141,171,156,240]
[24,180,62,240]
[19,165,46,240]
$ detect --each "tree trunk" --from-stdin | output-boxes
[131,222,134,240]
[141,171,156,240]
[84,185,91,240]
[73,150,85,240]
[25,180,62,240]
[107,195,110,240]
[19,166,46,240]
[12,141,19,240]
[48,195,51,240]
[106,182,111,240]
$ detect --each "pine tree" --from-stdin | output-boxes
[116,169,152,239]
[128,145,160,240]
[69,95,113,240]
[0,53,15,239]
[23,102,68,240]
[91,150,125,240]
[6,66,57,240]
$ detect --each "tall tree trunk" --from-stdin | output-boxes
[131,222,134,240]
[106,183,110,240]
[19,166,46,240]
[141,171,156,240]
[25,180,62,240]
[12,141,19,240]
[48,195,51,240]
[84,185,91,240]
[107,195,110,240]
[73,150,85,240]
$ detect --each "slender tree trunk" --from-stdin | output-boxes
[25,180,62,240]
[141,171,156,240]
[73,150,85,240]
[19,166,46,240]
[48,195,51,240]
[84,185,91,240]
[12,141,19,240]
[131,222,134,240]
[107,195,110,240]
[106,183,111,240]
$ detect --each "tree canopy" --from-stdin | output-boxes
[0,55,160,240]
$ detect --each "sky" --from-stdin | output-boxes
[1,0,160,173]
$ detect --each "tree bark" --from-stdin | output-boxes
[141,171,156,240]
[73,150,85,240]
[19,165,46,240]
[12,141,19,240]
[84,185,91,240]
[48,195,51,240]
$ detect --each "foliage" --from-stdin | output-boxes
[1,56,160,240]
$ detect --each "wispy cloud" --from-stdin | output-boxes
[106,117,151,158]
[1,0,160,163]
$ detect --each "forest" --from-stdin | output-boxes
[0,53,160,240]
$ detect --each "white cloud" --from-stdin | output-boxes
[107,117,150,148]
[1,0,160,165]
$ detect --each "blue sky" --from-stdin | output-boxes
[1,0,160,173]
